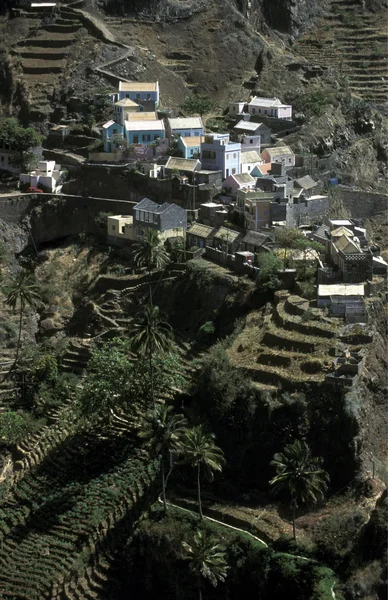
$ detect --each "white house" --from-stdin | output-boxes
[20,160,62,192]
[247,97,292,120]
[228,102,246,117]
[240,150,262,174]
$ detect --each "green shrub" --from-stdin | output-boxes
[198,320,215,337]
[0,411,44,445]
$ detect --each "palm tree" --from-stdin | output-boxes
[139,403,187,512]
[3,270,41,367]
[182,529,228,600]
[180,425,225,520]
[132,229,169,306]
[131,305,174,409]
[270,439,329,540]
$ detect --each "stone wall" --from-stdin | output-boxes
[337,188,388,220]
[286,195,330,227]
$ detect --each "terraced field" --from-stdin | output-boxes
[10,2,100,121]
[229,291,342,390]
[294,0,388,106]
[0,424,158,600]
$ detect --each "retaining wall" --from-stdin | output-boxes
[0,193,136,245]
[337,188,388,219]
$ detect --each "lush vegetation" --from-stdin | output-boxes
[0,118,42,169]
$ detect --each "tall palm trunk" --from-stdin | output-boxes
[148,268,153,308]
[149,344,155,410]
[161,460,167,513]
[198,582,202,600]
[15,302,24,366]
[292,498,296,540]
[197,462,203,520]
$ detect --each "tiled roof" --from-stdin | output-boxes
[256,163,272,176]
[334,235,362,254]
[165,156,201,172]
[243,230,272,246]
[240,150,261,164]
[119,81,158,92]
[169,117,203,130]
[234,120,262,132]
[187,223,215,238]
[127,112,157,121]
[232,172,255,185]
[248,96,284,107]
[331,226,354,238]
[115,98,139,107]
[295,175,318,190]
[180,136,204,147]
[102,120,116,129]
[124,119,164,131]
[264,145,294,158]
[213,227,241,243]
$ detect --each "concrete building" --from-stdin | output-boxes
[228,101,246,117]
[235,189,273,230]
[200,133,241,179]
[234,121,272,145]
[20,160,62,192]
[102,120,125,152]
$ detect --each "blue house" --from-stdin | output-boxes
[177,135,203,159]
[168,117,204,138]
[118,81,159,109]
[102,120,124,152]
[200,133,241,179]
[124,119,165,145]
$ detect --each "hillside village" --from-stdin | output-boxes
[0,1,387,600]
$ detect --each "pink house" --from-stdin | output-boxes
[223,172,256,197]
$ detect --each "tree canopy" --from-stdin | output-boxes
[0,118,42,169]
[181,94,215,116]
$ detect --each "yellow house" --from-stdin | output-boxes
[107,215,135,243]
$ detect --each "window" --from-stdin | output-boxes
[288,158,292,163]
[143,134,151,142]
[136,93,141,100]
[264,110,267,115]
[232,168,236,175]
[140,211,144,222]
[226,169,229,177]
[190,149,194,155]
[202,151,216,159]
[194,131,199,136]
[153,214,158,224]
[145,212,149,223]
[233,106,236,111]
[146,93,151,99]
[250,139,253,144]
[121,226,125,233]
[154,134,159,141]
[135,211,139,220]
[252,108,256,114]
[112,225,115,231]
[126,94,130,98]
[248,166,250,170]
[226,154,229,161]
[133,135,139,144]
[113,129,118,135]
[233,153,236,159]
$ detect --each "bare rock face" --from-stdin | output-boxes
[257,0,323,37]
